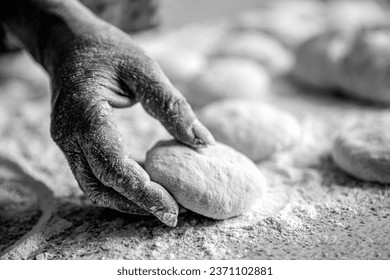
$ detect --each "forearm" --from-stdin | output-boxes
[0,0,99,71]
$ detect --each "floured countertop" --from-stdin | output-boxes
[1,1,390,260]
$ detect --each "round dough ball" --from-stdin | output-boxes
[332,117,390,184]
[212,32,294,74]
[293,29,352,88]
[339,26,390,104]
[153,47,207,83]
[327,0,389,32]
[234,2,326,49]
[184,58,270,108]
[197,99,302,162]
[138,37,207,83]
[145,140,267,220]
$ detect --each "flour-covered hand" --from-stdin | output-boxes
[1,0,214,227]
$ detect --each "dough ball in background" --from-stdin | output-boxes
[292,29,353,89]
[150,46,207,83]
[134,25,230,102]
[0,105,7,131]
[160,22,232,57]
[137,36,207,83]
[183,58,271,108]
[233,1,326,49]
[262,0,326,18]
[113,104,171,162]
[0,51,50,100]
[338,26,390,104]
[197,99,302,162]
[210,31,294,75]
[332,116,390,184]
[145,140,267,220]
[326,0,390,32]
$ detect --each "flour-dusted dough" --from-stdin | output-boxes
[332,117,390,184]
[145,140,267,220]
[293,29,352,88]
[339,26,390,104]
[184,58,270,108]
[198,99,301,162]
[211,32,293,74]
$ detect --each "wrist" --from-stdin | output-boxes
[0,0,102,72]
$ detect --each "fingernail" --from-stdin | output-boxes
[163,212,178,227]
[154,211,178,227]
[192,120,216,147]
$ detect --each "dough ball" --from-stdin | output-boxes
[292,25,390,104]
[327,0,389,32]
[332,117,390,184]
[137,36,207,83]
[211,32,294,74]
[197,99,302,161]
[145,140,267,220]
[339,26,390,104]
[184,58,270,108]
[153,47,207,83]
[234,2,326,48]
[293,29,352,88]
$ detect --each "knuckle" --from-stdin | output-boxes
[79,180,105,206]
[97,156,131,186]
[83,101,111,131]
[85,188,107,208]
[170,96,188,112]
[98,158,149,191]
[98,160,120,186]
[76,100,114,142]
[51,96,110,145]
[86,190,100,204]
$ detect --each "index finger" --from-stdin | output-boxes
[121,54,215,148]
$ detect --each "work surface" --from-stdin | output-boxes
[1,54,389,260]
[1,4,390,259]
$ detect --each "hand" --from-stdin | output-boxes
[49,21,215,227]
